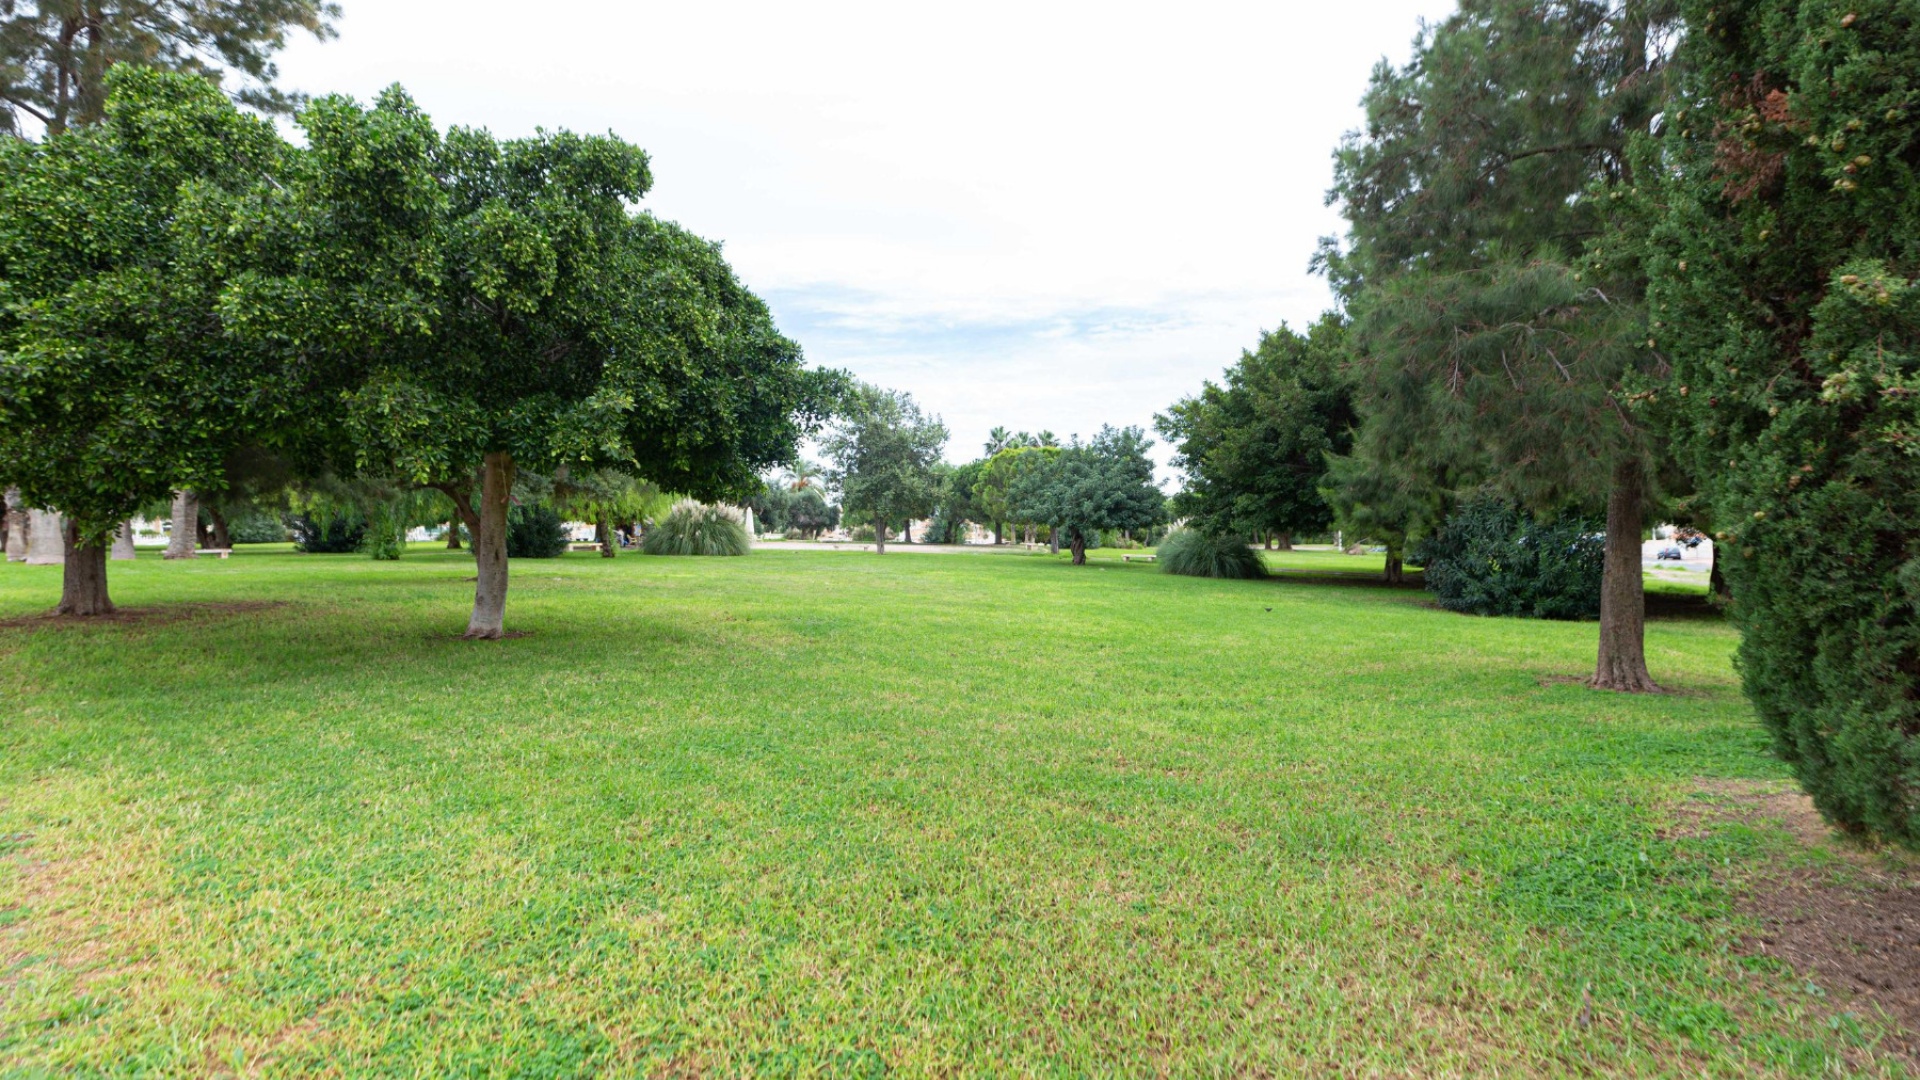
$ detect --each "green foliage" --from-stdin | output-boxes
[506,504,568,559]
[289,509,365,554]
[1157,314,1355,540]
[0,67,289,548]
[225,508,286,544]
[821,383,946,541]
[1414,494,1605,621]
[1008,426,1163,564]
[0,0,340,136]
[1641,0,1920,841]
[974,445,1057,540]
[784,487,838,540]
[1157,528,1267,580]
[641,499,751,557]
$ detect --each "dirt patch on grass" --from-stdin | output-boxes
[0,600,289,631]
[1686,779,1920,1062]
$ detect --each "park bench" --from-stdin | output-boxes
[567,542,602,552]
[1121,553,1156,563]
[199,548,233,559]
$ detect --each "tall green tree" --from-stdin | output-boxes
[1009,425,1163,565]
[1641,0,1920,840]
[1157,314,1355,548]
[821,383,947,554]
[0,67,286,614]
[1325,0,1680,691]
[0,0,337,136]
[219,86,834,637]
[974,445,1057,546]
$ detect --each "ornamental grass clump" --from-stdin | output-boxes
[1157,528,1266,580]
[642,500,752,557]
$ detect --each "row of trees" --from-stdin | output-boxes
[1158,0,1917,841]
[0,67,836,636]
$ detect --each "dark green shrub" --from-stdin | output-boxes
[1158,528,1266,580]
[507,504,569,559]
[1413,495,1602,620]
[642,500,751,556]
[289,510,367,554]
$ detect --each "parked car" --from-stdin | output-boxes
[1656,546,1685,561]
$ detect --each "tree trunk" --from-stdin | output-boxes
[872,513,887,555]
[1591,459,1661,693]
[1050,527,1059,555]
[994,522,1004,545]
[446,518,462,550]
[111,521,136,560]
[598,513,616,558]
[1265,532,1274,550]
[25,509,65,565]
[1384,551,1404,584]
[164,490,198,559]
[465,451,515,639]
[3,488,25,562]
[1275,532,1293,551]
[903,520,913,544]
[1709,543,1730,602]
[208,507,231,550]
[58,521,114,616]
[1069,529,1087,566]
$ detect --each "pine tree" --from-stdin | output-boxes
[0,0,337,136]
[1643,0,1920,840]
[1325,0,1681,691]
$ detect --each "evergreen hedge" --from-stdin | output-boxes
[507,504,569,559]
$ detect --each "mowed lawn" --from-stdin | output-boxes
[0,547,1897,1076]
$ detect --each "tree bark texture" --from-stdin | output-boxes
[598,514,616,558]
[3,488,25,561]
[208,507,231,550]
[1384,551,1404,584]
[1591,459,1661,693]
[111,521,136,560]
[1275,532,1293,551]
[164,489,198,559]
[1709,543,1731,602]
[25,509,65,565]
[446,519,462,549]
[1050,528,1059,555]
[57,521,114,616]
[465,451,515,639]
[873,513,886,555]
[1069,529,1087,566]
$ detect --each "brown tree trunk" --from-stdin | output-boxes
[465,451,515,639]
[208,507,231,550]
[111,521,136,560]
[164,490,198,559]
[1069,529,1086,566]
[1384,549,1404,584]
[994,522,1004,545]
[1265,532,1274,550]
[1709,543,1731,602]
[1591,459,1661,693]
[57,521,114,616]
[903,520,913,544]
[598,513,616,558]
[1050,527,1059,555]
[1275,532,1293,551]
[873,513,887,555]
[446,518,462,550]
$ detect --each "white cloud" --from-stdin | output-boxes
[273,0,1453,469]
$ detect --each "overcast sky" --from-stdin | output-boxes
[273,2,1454,471]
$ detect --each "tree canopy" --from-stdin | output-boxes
[821,383,947,554]
[1008,426,1162,565]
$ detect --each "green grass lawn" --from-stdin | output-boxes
[0,547,1901,1075]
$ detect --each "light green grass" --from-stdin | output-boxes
[0,548,1898,1075]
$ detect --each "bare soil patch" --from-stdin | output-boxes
[1687,779,1920,1062]
[0,600,289,631]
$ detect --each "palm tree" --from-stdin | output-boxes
[984,426,1015,455]
[785,458,827,492]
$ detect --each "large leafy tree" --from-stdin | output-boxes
[1325,0,1680,691]
[1641,0,1920,839]
[821,383,947,554]
[0,67,286,614]
[1157,314,1355,548]
[1009,425,1163,565]
[0,0,337,136]
[220,86,834,637]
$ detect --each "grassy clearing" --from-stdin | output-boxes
[0,547,1906,1075]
